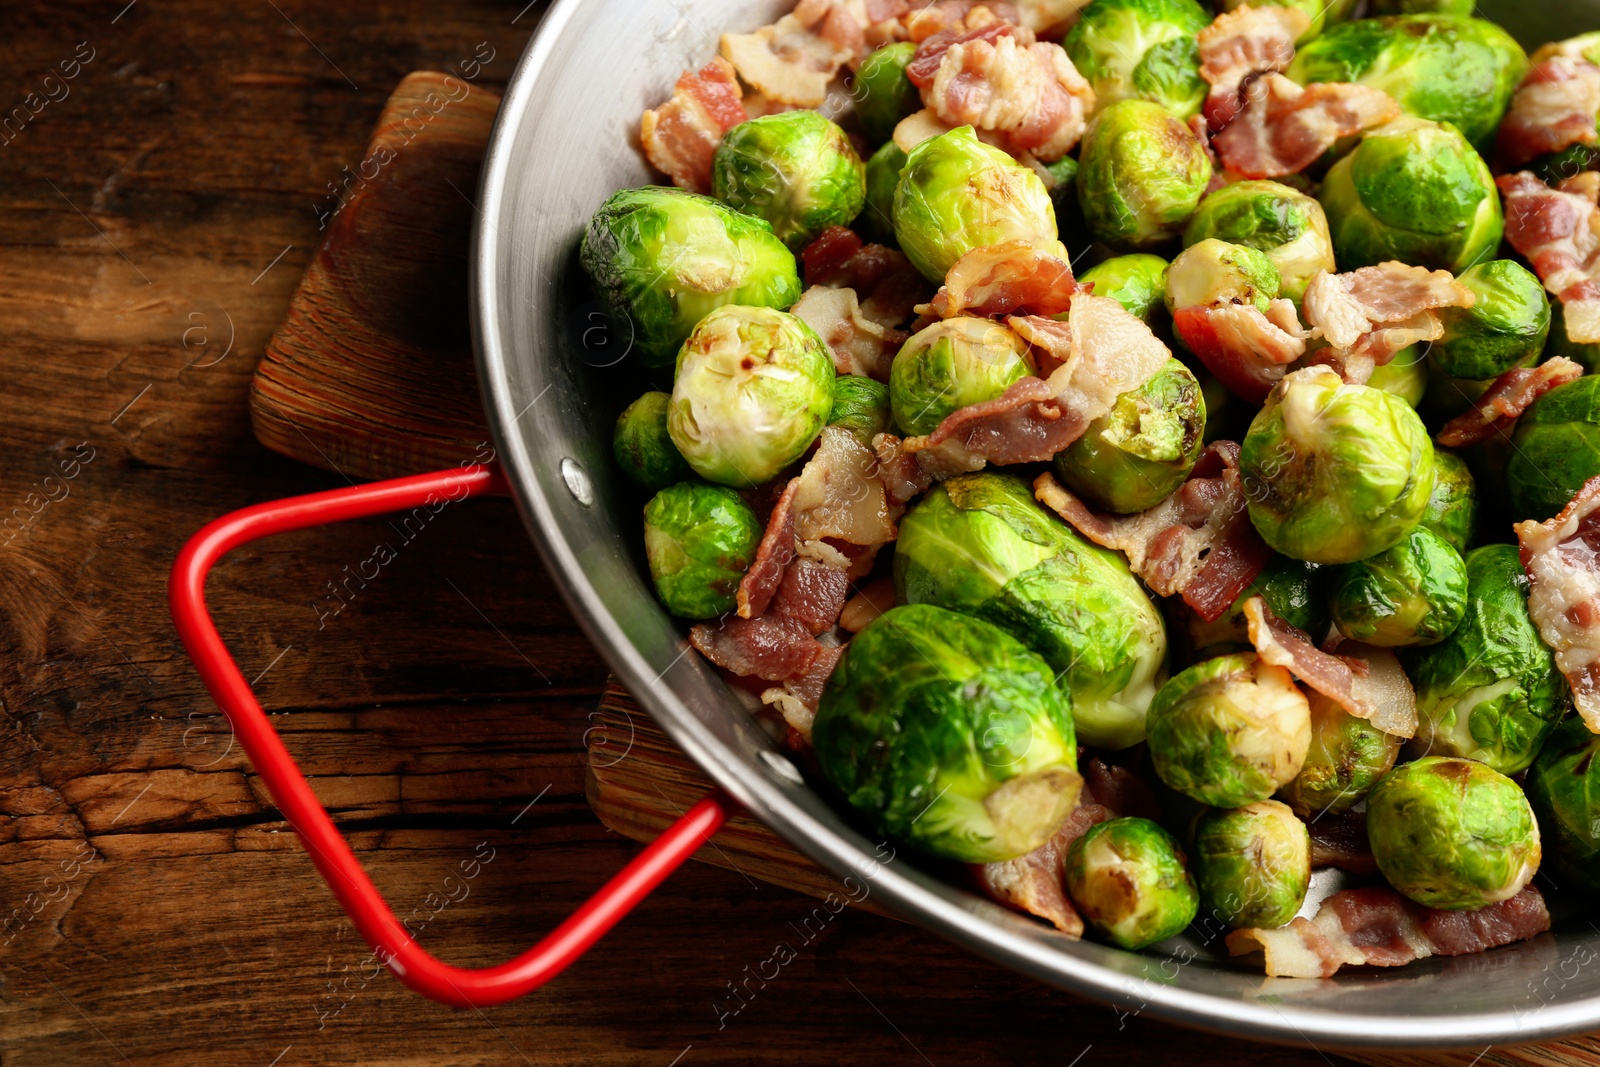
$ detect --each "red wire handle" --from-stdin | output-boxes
[169,464,734,1008]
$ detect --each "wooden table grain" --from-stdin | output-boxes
[0,3,1365,1063]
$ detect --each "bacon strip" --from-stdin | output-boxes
[639,57,748,194]
[922,240,1083,320]
[1173,298,1308,404]
[923,32,1093,161]
[1197,5,1309,129]
[738,480,801,619]
[1515,475,1600,734]
[1497,56,1600,171]
[1227,886,1550,978]
[800,227,931,330]
[1437,357,1585,449]
[792,286,909,380]
[904,1,1022,42]
[1212,76,1402,181]
[1500,171,1600,344]
[1301,262,1475,385]
[721,6,855,108]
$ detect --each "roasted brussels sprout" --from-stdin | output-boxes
[1078,253,1170,323]
[581,187,803,367]
[1526,716,1600,892]
[828,375,892,447]
[860,141,908,246]
[1241,366,1436,565]
[668,305,834,487]
[813,604,1082,863]
[1181,181,1335,305]
[1429,261,1551,382]
[1367,756,1541,910]
[1369,0,1474,13]
[1368,344,1428,407]
[1420,449,1477,554]
[643,482,763,619]
[855,42,919,146]
[1053,357,1206,513]
[894,126,1062,282]
[1065,817,1199,949]
[1217,0,1358,40]
[1165,238,1280,318]
[1145,652,1312,807]
[1287,15,1529,149]
[1192,800,1310,930]
[1063,0,1210,119]
[1317,117,1503,274]
[1278,692,1402,817]
[1328,525,1468,647]
[889,317,1035,438]
[895,473,1168,750]
[713,111,867,251]
[614,391,693,491]
[1077,99,1213,250]
[1186,555,1330,657]
[1405,544,1568,775]
[1507,375,1600,522]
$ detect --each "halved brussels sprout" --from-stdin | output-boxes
[889,317,1035,438]
[1508,375,1600,522]
[1066,817,1200,949]
[1526,716,1600,892]
[1404,544,1568,775]
[1078,253,1170,323]
[1328,525,1468,648]
[1077,99,1212,250]
[894,126,1062,282]
[1278,692,1402,818]
[1420,449,1477,554]
[1287,15,1529,149]
[1146,652,1312,807]
[668,305,834,488]
[1063,0,1211,119]
[713,111,867,251]
[1192,800,1310,930]
[643,482,763,619]
[1241,366,1436,565]
[1429,261,1551,383]
[828,374,892,447]
[1186,555,1331,658]
[614,391,693,491]
[813,603,1081,863]
[855,42,919,146]
[1182,181,1335,305]
[1217,0,1358,40]
[860,141,908,246]
[1317,117,1503,273]
[1054,357,1206,513]
[1367,756,1541,910]
[1164,238,1280,318]
[581,187,803,367]
[895,472,1169,750]
[1368,344,1428,407]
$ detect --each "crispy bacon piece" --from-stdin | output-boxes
[738,480,801,620]
[872,432,935,505]
[1035,441,1271,622]
[691,615,824,682]
[839,576,896,633]
[640,57,747,194]
[1515,475,1600,734]
[927,34,1094,161]
[800,227,931,329]
[721,6,854,108]
[1172,298,1308,403]
[1437,357,1585,449]
[1307,810,1376,874]
[1301,262,1475,385]
[907,17,1022,83]
[1013,0,1091,38]
[793,285,909,380]
[760,642,844,745]
[1227,886,1550,978]
[1197,5,1309,129]
[1212,76,1402,180]
[1500,171,1600,344]
[769,557,852,635]
[922,240,1083,319]
[903,1,1022,41]
[1497,56,1600,170]
[791,426,902,548]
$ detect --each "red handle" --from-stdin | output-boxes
[169,464,734,1008]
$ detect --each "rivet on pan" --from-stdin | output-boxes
[759,749,804,785]
[560,457,593,506]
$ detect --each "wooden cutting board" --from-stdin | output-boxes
[250,71,1596,1067]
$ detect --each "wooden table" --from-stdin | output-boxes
[0,3,1367,1063]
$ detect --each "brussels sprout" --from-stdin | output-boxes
[668,306,834,487]
[1077,99,1212,250]
[1241,366,1436,565]
[889,317,1035,438]
[1367,756,1541,910]
[1146,652,1312,807]
[1369,0,1474,12]
[713,111,867,251]
[1078,253,1170,323]
[1287,16,1529,149]
[1063,0,1210,119]
[1429,261,1551,382]
[828,375,892,447]
[1216,0,1359,40]
[1420,449,1477,553]
[1192,800,1310,929]
[1065,817,1199,949]
[855,43,919,146]
[1054,357,1206,513]
[813,604,1081,863]
[1328,525,1468,648]
[614,391,693,491]
[860,141,908,246]
[894,126,1062,282]
[895,473,1169,749]
[580,187,803,367]
[1508,375,1600,522]
[1278,692,1402,817]
[1526,716,1600,892]
[643,482,763,619]
[1182,181,1335,305]
[1164,239,1280,318]
[1317,117,1503,274]
[1186,555,1331,657]
[1405,544,1568,774]
[1368,344,1428,407]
